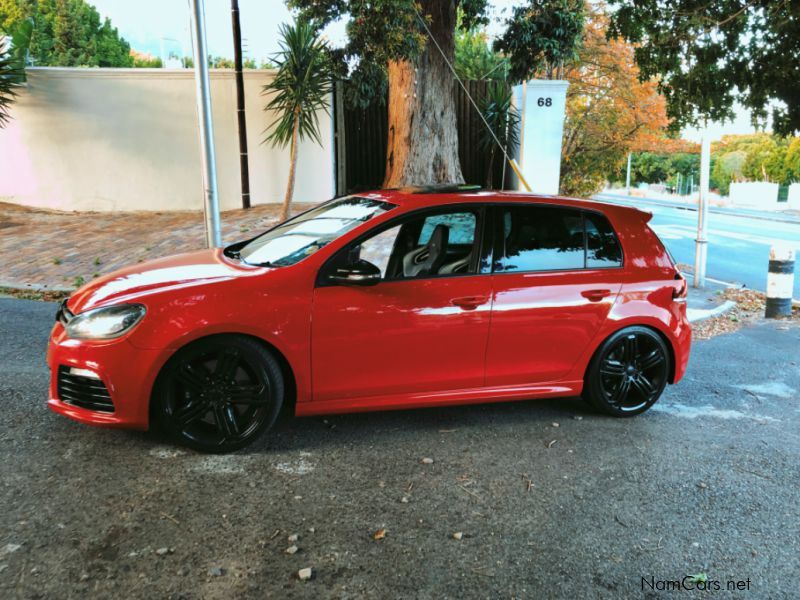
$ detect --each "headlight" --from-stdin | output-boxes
[65,304,146,340]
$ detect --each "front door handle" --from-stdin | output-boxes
[581,289,612,302]
[451,296,488,310]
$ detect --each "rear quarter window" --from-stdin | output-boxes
[585,212,623,268]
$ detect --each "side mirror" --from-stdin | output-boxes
[329,259,382,286]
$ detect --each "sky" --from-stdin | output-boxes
[91,0,759,141]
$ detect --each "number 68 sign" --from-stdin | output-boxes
[537,97,553,107]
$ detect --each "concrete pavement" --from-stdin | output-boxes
[1,297,799,598]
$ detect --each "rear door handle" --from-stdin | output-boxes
[581,289,612,302]
[451,296,488,310]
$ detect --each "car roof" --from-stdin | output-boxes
[355,189,652,222]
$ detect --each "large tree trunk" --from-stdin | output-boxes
[382,0,464,188]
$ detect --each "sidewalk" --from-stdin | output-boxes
[0,201,313,291]
[594,191,800,224]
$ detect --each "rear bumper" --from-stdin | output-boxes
[671,303,692,383]
[47,324,166,430]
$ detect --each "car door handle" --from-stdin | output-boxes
[581,289,612,302]
[450,296,488,310]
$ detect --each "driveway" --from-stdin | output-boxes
[1,298,799,598]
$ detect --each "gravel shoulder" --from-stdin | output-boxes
[1,298,799,599]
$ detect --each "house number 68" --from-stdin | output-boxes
[537,97,553,107]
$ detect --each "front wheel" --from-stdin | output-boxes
[153,335,284,453]
[583,326,670,417]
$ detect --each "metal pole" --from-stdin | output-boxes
[693,136,711,288]
[231,0,251,209]
[625,152,632,196]
[189,0,222,247]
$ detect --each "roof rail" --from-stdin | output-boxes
[395,184,482,194]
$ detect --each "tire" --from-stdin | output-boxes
[153,334,284,453]
[582,326,670,417]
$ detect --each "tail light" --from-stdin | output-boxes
[673,272,688,302]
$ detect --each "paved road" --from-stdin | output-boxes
[2,297,800,598]
[595,193,800,299]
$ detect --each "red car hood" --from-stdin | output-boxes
[68,249,266,313]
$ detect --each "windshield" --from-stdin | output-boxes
[236,196,395,267]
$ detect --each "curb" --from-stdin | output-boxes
[687,300,737,323]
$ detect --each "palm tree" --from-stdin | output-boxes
[0,35,23,128]
[263,20,331,221]
[479,82,520,189]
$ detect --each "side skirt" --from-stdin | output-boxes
[295,381,584,417]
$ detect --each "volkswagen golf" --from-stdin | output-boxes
[47,188,691,452]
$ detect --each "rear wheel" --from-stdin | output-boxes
[154,335,284,453]
[583,326,670,417]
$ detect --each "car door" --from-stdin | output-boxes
[485,205,624,386]
[311,205,493,404]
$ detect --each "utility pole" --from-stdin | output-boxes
[625,152,632,196]
[693,135,711,288]
[231,0,251,209]
[189,0,222,247]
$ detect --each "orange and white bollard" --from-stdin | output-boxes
[765,245,795,318]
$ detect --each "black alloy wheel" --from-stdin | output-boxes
[154,335,284,452]
[583,326,670,417]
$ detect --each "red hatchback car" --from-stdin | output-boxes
[47,189,691,452]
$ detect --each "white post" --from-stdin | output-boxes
[189,0,222,248]
[625,152,632,196]
[693,136,711,288]
[766,245,795,318]
[512,80,569,195]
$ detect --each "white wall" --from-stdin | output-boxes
[729,181,779,210]
[0,68,334,211]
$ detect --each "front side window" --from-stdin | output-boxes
[328,208,482,281]
[236,196,395,267]
[495,206,584,272]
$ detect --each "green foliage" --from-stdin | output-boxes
[494,0,585,82]
[209,56,234,69]
[132,55,161,68]
[710,150,746,196]
[617,152,700,190]
[0,33,22,127]
[291,0,583,105]
[454,27,507,81]
[607,0,800,135]
[263,20,332,149]
[786,138,800,183]
[0,0,133,67]
[479,82,519,187]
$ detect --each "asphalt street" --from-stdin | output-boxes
[1,297,799,598]
[595,192,800,299]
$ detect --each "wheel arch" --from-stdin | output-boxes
[583,322,677,385]
[147,331,299,429]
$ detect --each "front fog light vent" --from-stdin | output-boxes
[57,366,115,413]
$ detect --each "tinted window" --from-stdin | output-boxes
[586,213,622,268]
[330,208,482,281]
[419,213,476,245]
[496,206,584,272]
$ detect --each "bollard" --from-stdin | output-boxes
[765,245,795,318]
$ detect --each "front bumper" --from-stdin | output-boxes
[47,323,167,430]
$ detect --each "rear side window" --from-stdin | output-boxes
[495,206,623,273]
[585,212,622,268]
[496,206,584,272]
